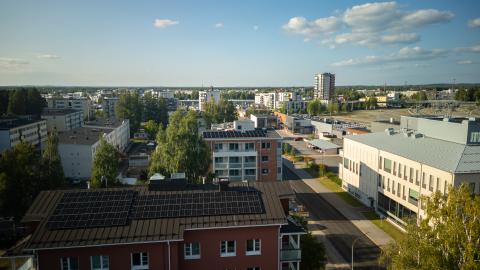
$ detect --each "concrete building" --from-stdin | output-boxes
[314,73,335,100]
[58,119,130,179]
[339,116,480,226]
[199,90,221,111]
[21,181,304,270]
[41,109,83,132]
[102,97,120,118]
[46,96,93,120]
[203,129,283,182]
[250,114,279,129]
[254,92,276,110]
[275,113,313,134]
[0,118,48,153]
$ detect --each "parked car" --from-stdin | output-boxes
[294,137,304,141]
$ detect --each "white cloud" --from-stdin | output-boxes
[468,18,480,28]
[456,45,480,53]
[153,19,179,29]
[37,54,60,59]
[0,57,29,70]
[331,46,447,66]
[253,25,259,31]
[215,22,223,28]
[457,60,473,65]
[283,2,453,46]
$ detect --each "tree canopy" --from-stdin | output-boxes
[91,137,119,188]
[203,98,238,128]
[3,88,46,116]
[41,131,65,190]
[381,184,480,270]
[116,91,143,134]
[149,109,210,181]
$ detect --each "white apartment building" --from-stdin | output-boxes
[314,73,335,100]
[41,109,83,132]
[102,97,120,118]
[198,90,221,111]
[46,97,94,120]
[340,116,480,226]
[254,93,277,110]
[0,118,48,153]
[58,119,130,179]
[144,89,175,99]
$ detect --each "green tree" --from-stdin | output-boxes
[341,102,348,112]
[307,99,323,116]
[412,91,428,101]
[41,131,65,189]
[143,120,159,140]
[91,137,119,188]
[143,92,168,127]
[0,90,10,115]
[203,98,238,128]
[7,89,28,115]
[291,214,327,270]
[149,109,211,181]
[381,184,480,270]
[26,88,46,116]
[116,91,143,134]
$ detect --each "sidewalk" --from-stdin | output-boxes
[284,160,394,247]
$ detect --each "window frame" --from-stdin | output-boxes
[131,252,149,270]
[246,239,261,256]
[91,255,109,270]
[60,257,79,270]
[184,242,201,260]
[220,240,236,257]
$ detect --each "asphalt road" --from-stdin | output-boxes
[289,180,383,269]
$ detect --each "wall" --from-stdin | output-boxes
[59,143,94,179]
[179,226,279,270]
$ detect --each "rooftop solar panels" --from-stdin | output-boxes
[47,190,136,230]
[131,190,264,219]
[203,130,267,139]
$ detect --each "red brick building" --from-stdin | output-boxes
[203,130,283,182]
[21,182,304,270]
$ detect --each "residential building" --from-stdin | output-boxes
[250,114,279,129]
[254,92,276,110]
[314,73,335,100]
[275,112,313,134]
[0,118,47,153]
[58,119,130,179]
[199,90,221,111]
[41,108,83,132]
[339,116,480,226]
[203,129,283,181]
[20,181,304,270]
[102,97,120,118]
[46,96,94,120]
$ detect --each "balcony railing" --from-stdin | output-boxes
[244,175,256,181]
[214,163,228,169]
[280,249,301,261]
[229,163,242,168]
[229,176,242,181]
[244,162,256,168]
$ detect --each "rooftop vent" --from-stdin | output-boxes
[385,128,395,135]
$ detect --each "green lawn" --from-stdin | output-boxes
[361,211,405,242]
[317,177,363,207]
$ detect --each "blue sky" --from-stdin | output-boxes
[0,0,479,86]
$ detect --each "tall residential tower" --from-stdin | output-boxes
[314,73,335,100]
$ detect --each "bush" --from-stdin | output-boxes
[326,172,342,186]
[318,164,326,177]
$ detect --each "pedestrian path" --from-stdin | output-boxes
[284,160,394,247]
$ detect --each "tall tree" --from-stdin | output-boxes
[0,90,10,115]
[116,91,143,134]
[7,89,27,115]
[143,120,159,140]
[143,92,168,127]
[149,109,210,181]
[91,137,119,188]
[41,131,65,189]
[26,88,46,116]
[381,184,480,270]
[203,98,237,128]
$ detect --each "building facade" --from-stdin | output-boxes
[41,109,83,132]
[203,130,283,182]
[46,97,94,120]
[314,73,335,100]
[0,118,48,153]
[340,116,480,226]
[102,97,120,118]
[21,182,304,270]
[198,90,221,111]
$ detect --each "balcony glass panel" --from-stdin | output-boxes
[280,249,301,261]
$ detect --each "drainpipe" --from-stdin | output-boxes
[278,226,281,270]
[167,241,171,270]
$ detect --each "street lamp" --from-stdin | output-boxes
[351,232,370,270]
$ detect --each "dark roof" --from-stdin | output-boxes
[58,127,111,145]
[280,217,306,235]
[0,118,45,130]
[203,129,281,139]
[22,181,291,250]
[41,108,81,116]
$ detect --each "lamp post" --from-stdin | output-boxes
[351,232,370,270]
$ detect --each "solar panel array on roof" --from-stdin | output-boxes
[131,190,264,219]
[203,130,267,139]
[47,190,136,230]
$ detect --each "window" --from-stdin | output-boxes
[61,257,78,270]
[184,242,200,260]
[262,168,269,174]
[422,173,426,188]
[379,156,383,170]
[245,169,256,175]
[393,161,397,175]
[261,142,271,149]
[383,158,392,173]
[244,156,256,163]
[392,180,395,193]
[397,183,401,197]
[409,168,414,183]
[415,170,419,186]
[444,180,448,194]
[470,131,480,143]
[229,169,240,176]
[229,156,240,163]
[246,239,261,256]
[220,240,236,257]
[429,175,434,191]
[245,143,255,151]
[387,178,390,191]
[247,267,260,270]
[229,143,239,151]
[261,156,269,162]
[215,157,225,163]
[214,143,223,151]
[436,177,440,192]
[402,186,406,200]
[91,255,109,270]
[398,164,402,178]
[378,175,382,187]
[131,253,148,270]
[408,189,419,206]
[403,166,407,180]
[343,158,349,169]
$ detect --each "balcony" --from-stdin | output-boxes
[244,162,256,168]
[215,163,228,169]
[229,176,242,181]
[244,175,256,181]
[229,163,242,168]
[280,249,301,261]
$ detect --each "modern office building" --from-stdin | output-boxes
[198,90,221,111]
[340,116,480,226]
[41,108,83,132]
[20,181,304,270]
[46,97,94,120]
[314,73,335,100]
[203,129,283,182]
[0,118,48,153]
[58,119,130,179]
[102,97,120,118]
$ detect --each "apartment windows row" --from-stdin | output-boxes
[214,142,256,152]
[214,156,257,164]
[215,169,257,177]
[184,239,261,260]
[343,157,360,175]
[60,253,147,270]
[379,157,449,194]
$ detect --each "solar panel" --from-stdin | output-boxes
[47,190,136,230]
[202,130,267,139]
[131,190,264,220]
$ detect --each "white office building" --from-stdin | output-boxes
[199,90,221,111]
[41,109,83,132]
[46,97,94,120]
[340,116,480,226]
[314,73,335,100]
[0,118,48,153]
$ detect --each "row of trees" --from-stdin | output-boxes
[220,91,255,100]
[454,87,480,103]
[203,98,238,128]
[149,109,211,181]
[0,88,46,116]
[174,91,199,100]
[0,132,64,219]
[115,91,169,135]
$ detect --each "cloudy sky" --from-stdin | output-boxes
[0,0,479,86]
